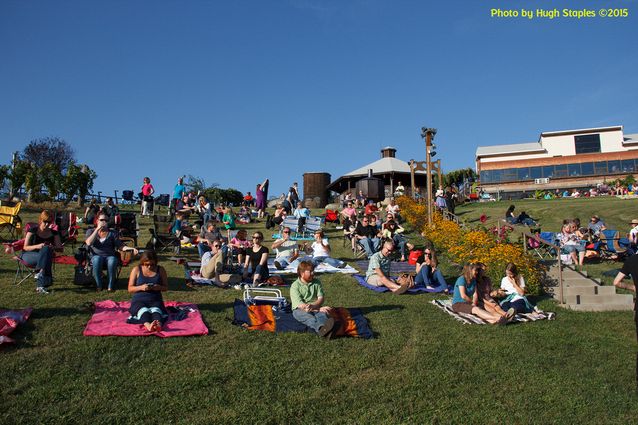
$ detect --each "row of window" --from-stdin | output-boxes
[480,159,638,184]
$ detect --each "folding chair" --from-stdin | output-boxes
[0,201,23,240]
[243,287,288,308]
[528,231,558,259]
[599,229,630,260]
[117,212,139,246]
[121,190,137,205]
[323,209,340,226]
[148,215,181,253]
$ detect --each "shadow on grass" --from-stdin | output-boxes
[196,303,231,314]
[357,304,405,314]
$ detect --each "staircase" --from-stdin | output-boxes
[544,261,634,311]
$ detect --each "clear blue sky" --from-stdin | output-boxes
[1,0,636,198]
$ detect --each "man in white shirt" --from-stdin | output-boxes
[272,227,299,270]
[290,230,346,269]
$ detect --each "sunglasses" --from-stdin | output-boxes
[213,244,221,248]
[252,236,262,239]
[98,219,107,222]
[283,231,290,234]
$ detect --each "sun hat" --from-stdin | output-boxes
[630,219,638,226]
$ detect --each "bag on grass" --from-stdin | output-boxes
[266,275,286,286]
[73,265,94,286]
[396,273,415,288]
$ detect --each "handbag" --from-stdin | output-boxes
[396,273,415,288]
[73,265,95,286]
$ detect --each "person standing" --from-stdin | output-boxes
[255,178,269,219]
[140,177,155,216]
[171,176,186,216]
[612,256,638,390]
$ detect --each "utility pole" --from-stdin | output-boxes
[420,127,437,226]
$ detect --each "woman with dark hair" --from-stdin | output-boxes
[127,251,168,332]
[255,178,269,219]
[22,210,63,293]
[242,231,269,287]
[381,214,413,261]
[505,205,517,224]
[140,177,155,216]
[85,213,138,291]
[499,262,537,314]
[452,263,506,324]
[414,248,449,292]
[84,198,101,227]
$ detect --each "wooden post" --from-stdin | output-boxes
[426,132,433,226]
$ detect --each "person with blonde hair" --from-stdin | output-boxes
[22,210,63,293]
[452,263,508,324]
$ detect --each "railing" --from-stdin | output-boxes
[441,209,461,225]
[522,231,564,304]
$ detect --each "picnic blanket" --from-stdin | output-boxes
[352,274,439,294]
[355,260,415,274]
[0,308,32,345]
[267,258,358,275]
[53,255,79,265]
[83,300,208,337]
[431,299,556,325]
[232,299,373,339]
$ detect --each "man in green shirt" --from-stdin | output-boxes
[365,240,410,294]
[290,261,336,338]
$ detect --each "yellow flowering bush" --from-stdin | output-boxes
[398,196,543,294]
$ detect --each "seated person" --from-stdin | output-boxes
[175,194,196,216]
[237,205,252,224]
[196,196,214,225]
[85,213,138,292]
[243,191,254,206]
[84,198,101,227]
[355,190,366,208]
[127,251,168,332]
[230,229,252,265]
[498,262,537,314]
[381,215,413,262]
[340,201,357,222]
[365,241,410,294]
[102,197,119,227]
[291,230,346,269]
[200,240,240,286]
[197,221,223,258]
[588,215,606,236]
[272,204,287,226]
[385,198,401,222]
[505,205,517,224]
[516,211,537,227]
[414,248,449,292]
[343,213,359,252]
[476,263,515,322]
[558,221,585,266]
[272,227,299,270]
[364,200,379,218]
[222,207,236,230]
[394,182,405,197]
[242,231,269,286]
[171,213,191,244]
[290,261,336,338]
[451,263,508,325]
[22,210,63,293]
[355,215,381,258]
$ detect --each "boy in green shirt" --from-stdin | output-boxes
[290,261,336,338]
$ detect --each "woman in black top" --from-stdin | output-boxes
[84,199,100,227]
[22,210,63,293]
[242,231,269,287]
[127,251,168,332]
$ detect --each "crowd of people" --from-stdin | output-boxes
[18,174,630,336]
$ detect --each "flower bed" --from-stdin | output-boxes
[397,196,543,294]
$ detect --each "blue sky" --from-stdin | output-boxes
[1,0,636,198]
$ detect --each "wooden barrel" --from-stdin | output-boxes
[303,172,331,208]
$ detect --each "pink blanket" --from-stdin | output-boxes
[83,300,208,338]
[0,308,33,345]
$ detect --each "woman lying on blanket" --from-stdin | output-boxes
[451,263,509,325]
[127,251,168,332]
[414,248,449,293]
[475,263,516,323]
[497,262,538,314]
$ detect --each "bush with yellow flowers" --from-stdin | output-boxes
[398,196,544,294]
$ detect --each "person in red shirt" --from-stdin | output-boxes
[364,200,379,218]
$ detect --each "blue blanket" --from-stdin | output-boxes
[352,274,441,294]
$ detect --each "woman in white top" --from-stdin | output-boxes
[290,230,345,269]
[499,263,536,313]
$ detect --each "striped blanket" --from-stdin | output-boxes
[431,299,555,325]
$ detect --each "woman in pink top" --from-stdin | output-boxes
[140,177,155,216]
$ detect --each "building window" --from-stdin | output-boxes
[574,134,601,154]
[554,164,568,177]
[480,170,492,183]
[502,169,517,182]
[581,162,594,175]
[607,160,621,173]
[517,168,530,181]
[542,166,554,178]
[594,161,608,174]
[530,167,542,179]
[568,164,581,176]
[621,159,636,173]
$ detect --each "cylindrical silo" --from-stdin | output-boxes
[303,172,331,208]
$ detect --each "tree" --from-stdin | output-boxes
[23,162,40,202]
[41,162,64,200]
[185,175,214,195]
[60,162,97,206]
[203,187,243,206]
[7,159,30,199]
[443,168,477,188]
[0,165,10,194]
[22,137,75,172]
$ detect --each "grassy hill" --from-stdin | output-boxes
[0,199,636,424]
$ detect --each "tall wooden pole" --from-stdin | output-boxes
[426,132,433,226]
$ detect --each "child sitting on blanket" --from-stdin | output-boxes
[290,261,336,338]
[498,262,537,314]
[475,263,516,323]
[452,263,508,325]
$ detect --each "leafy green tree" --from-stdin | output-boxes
[60,162,96,206]
[0,165,10,195]
[23,162,41,202]
[185,175,215,195]
[41,162,64,200]
[203,187,243,206]
[8,159,30,199]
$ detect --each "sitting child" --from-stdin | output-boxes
[498,262,537,314]
[171,213,191,244]
[230,229,252,266]
[237,206,252,224]
[290,261,336,338]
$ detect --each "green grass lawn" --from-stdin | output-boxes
[1,200,637,424]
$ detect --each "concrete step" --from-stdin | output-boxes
[560,279,598,287]
[565,293,634,306]
[562,285,618,296]
[566,302,634,312]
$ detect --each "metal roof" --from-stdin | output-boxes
[475,142,545,157]
[343,157,427,176]
[623,133,638,144]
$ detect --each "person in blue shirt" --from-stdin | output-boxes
[452,263,507,324]
[172,176,186,213]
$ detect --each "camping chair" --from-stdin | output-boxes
[116,212,139,246]
[324,209,340,226]
[528,231,559,259]
[53,211,79,249]
[2,222,45,285]
[303,217,323,238]
[121,190,137,205]
[599,229,630,260]
[148,215,181,254]
[0,201,23,240]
